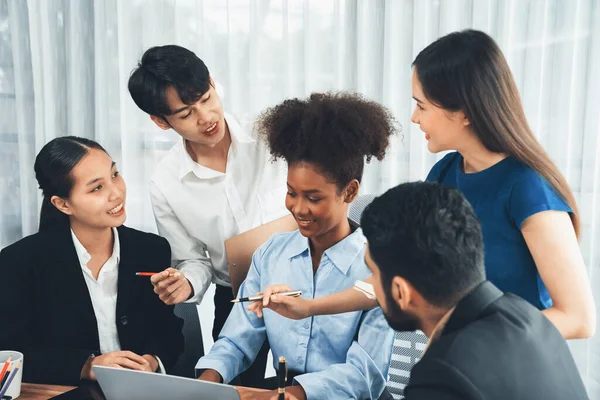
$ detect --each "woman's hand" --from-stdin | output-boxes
[81,351,152,380]
[247,284,312,320]
[197,369,223,383]
[141,354,159,372]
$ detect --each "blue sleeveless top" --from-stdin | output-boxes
[427,153,571,309]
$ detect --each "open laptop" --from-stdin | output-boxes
[92,365,240,400]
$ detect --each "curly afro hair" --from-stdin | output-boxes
[255,92,398,191]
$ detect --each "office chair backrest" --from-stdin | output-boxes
[347,194,377,226]
[348,194,429,399]
[171,303,205,378]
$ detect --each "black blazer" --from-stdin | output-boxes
[0,224,184,385]
[404,281,588,400]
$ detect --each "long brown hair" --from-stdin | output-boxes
[413,29,580,237]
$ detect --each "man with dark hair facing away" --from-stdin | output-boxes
[360,181,588,400]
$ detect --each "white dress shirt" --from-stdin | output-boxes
[71,228,121,354]
[150,113,289,303]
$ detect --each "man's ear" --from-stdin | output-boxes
[209,76,216,89]
[50,195,73,216]
[150,115,171,130]
[343,179,360,203]
[392,275,415,310]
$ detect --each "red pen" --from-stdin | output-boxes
[135,271,172,277]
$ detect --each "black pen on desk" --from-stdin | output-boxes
[231,290,302,303]
[278,356,287,400]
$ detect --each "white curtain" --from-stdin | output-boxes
[1,0,599,396]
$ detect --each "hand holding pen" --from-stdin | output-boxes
[144,268,194,305]
[246,284,311,319]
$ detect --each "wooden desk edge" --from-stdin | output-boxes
[19,382,268,399]
[20,383,76,399]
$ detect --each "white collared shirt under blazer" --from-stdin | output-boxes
[71,227,121,355]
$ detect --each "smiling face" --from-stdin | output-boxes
[410,69,471,154]
[285,162,355,242]
[52,148,127,230]
[151,80,227,148]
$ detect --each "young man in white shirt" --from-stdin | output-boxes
[127,45,289,385]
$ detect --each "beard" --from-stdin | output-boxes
[382,292,421,332]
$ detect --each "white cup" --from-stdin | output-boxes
[0,351,23,399]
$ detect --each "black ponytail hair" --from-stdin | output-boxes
[34,136,108,231]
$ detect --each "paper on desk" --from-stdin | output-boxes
[354,280,376,300]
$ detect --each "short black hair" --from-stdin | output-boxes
[255,92,398,191]
[361,181,485,307]
[128,45,210,117]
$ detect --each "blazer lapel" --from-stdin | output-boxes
[47,225,98,331]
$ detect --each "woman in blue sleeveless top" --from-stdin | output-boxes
[249,30,595,340]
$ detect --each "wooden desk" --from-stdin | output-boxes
[19,383,75,399]
[18,382,268,399]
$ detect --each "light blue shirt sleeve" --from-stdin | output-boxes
[294,306,394,400]
[194,241,269,383]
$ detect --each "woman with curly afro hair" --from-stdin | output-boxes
[196,92,398,400]
[257,91,395,245]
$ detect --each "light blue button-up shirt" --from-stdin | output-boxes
[196,227,394,399]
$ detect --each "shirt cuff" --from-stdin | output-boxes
[179,263,212,304]
[294,373,332,400]
[155,356,166,375]
[195,358,234,384]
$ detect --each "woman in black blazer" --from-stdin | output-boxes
[0,136,184,385]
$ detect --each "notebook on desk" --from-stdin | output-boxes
[92,365,240,400]
[225,214,297,297]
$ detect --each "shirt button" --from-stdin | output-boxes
[297,357,303,363]
[303,322,309,329]
[120,316,128,326]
